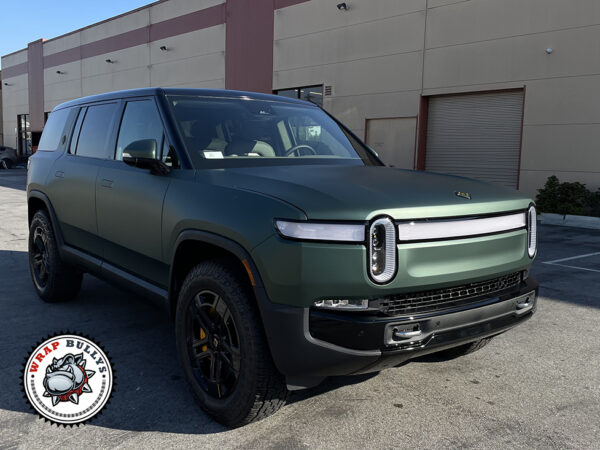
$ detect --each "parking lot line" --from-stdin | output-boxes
[542,262,600,273]
[543,251,600,265]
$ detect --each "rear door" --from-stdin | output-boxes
[96,97,174,287]
[48,102,119,256]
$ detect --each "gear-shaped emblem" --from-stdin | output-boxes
[22,333,114,426]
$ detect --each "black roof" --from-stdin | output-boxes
[54,87,314,111]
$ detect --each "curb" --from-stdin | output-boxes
[540,213,600,230]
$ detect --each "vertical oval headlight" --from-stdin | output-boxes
[527,205,537,258]
[369,217,396,283]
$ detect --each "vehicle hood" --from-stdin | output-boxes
[208,165,531,220]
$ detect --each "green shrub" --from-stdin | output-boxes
[535,175,600,217]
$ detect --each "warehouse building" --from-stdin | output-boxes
[2,0,599,197]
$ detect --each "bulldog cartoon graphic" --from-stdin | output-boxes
[42,353,95,406]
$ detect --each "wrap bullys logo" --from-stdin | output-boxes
[22,333,114,425]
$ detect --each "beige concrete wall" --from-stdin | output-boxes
[149,25,226,89]
[274,0,426,138]
[40,0,226,110]
[1,48,29,149]
[422,0,600,195]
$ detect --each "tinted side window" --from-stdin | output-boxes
[75,103,118,158]
[116,100,164,161]
[38,108,71,151]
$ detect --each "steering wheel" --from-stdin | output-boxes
[285,144,317,157]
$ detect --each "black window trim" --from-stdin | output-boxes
[113,96,167,162]
[273,84,324,106]
[69,100,120,160]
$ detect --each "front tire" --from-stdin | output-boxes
[175,261,288,427]
[28,210,83,302]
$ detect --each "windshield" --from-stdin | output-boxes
[167,95,380,168]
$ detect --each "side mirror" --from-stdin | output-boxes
[122,139,171,175]
[123,139,157,159]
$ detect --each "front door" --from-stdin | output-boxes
[95,98,172,287]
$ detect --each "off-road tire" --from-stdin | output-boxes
[0,159,13,169]
[28,210,83,302]
[175,261,288,427]
[433,337,493,360]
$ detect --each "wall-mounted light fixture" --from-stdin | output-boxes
[336,2,348,11]
[159,45,168,51]
[56,70,65,74]
[3,82,11,86]
[105,58,114,63]
[545,48,553,54]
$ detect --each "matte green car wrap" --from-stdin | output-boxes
[252,229,530,308]
[208,165,531,221]
[27,88,539,411]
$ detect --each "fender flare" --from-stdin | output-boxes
[28,190,65,248]
[169,230,265,298]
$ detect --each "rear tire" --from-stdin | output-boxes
[175,261,288,427]
[28,210,83,302]
[432,337,493,360]
[0,159,12,169]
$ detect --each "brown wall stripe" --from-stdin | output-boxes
[42,3,226,71]
[2,61,28,79]
[27,40,45,132]
[274,0,310,9]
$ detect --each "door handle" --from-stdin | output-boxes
[100,179,114,188]
[54,171,64,178]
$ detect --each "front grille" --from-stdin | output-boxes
[376,272,522,316]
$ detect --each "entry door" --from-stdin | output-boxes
[425,90,524,188]
[95,98,171,286]
[366,117,417,169]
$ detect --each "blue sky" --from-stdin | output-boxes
[0,0,152,68]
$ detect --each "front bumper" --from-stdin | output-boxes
[255,276,538,389]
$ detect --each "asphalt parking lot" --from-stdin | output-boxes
[0,169,598,449]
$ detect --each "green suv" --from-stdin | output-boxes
[27,88,538,427]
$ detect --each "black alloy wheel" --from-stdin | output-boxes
[31,226,50,289]
[28,210,83,302]
[186,290,241,399]
[175,261,288,427]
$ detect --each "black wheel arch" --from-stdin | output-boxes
[168,230,265,319]
[28,190,65,248]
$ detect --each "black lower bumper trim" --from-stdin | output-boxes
[254,276,538,384]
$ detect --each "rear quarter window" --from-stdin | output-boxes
[38,108,71,151]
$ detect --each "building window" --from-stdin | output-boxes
[17,114,32,157]
[274,85,323,107]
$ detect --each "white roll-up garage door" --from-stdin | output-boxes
[425,90,524,189]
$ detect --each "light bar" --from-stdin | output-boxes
[527,206,537,258]
[369,217,397,284]
[275,220,365,242]
[398,212,527,242]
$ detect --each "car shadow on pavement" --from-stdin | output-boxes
[0,250,227,434]
[0,250,377,434]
